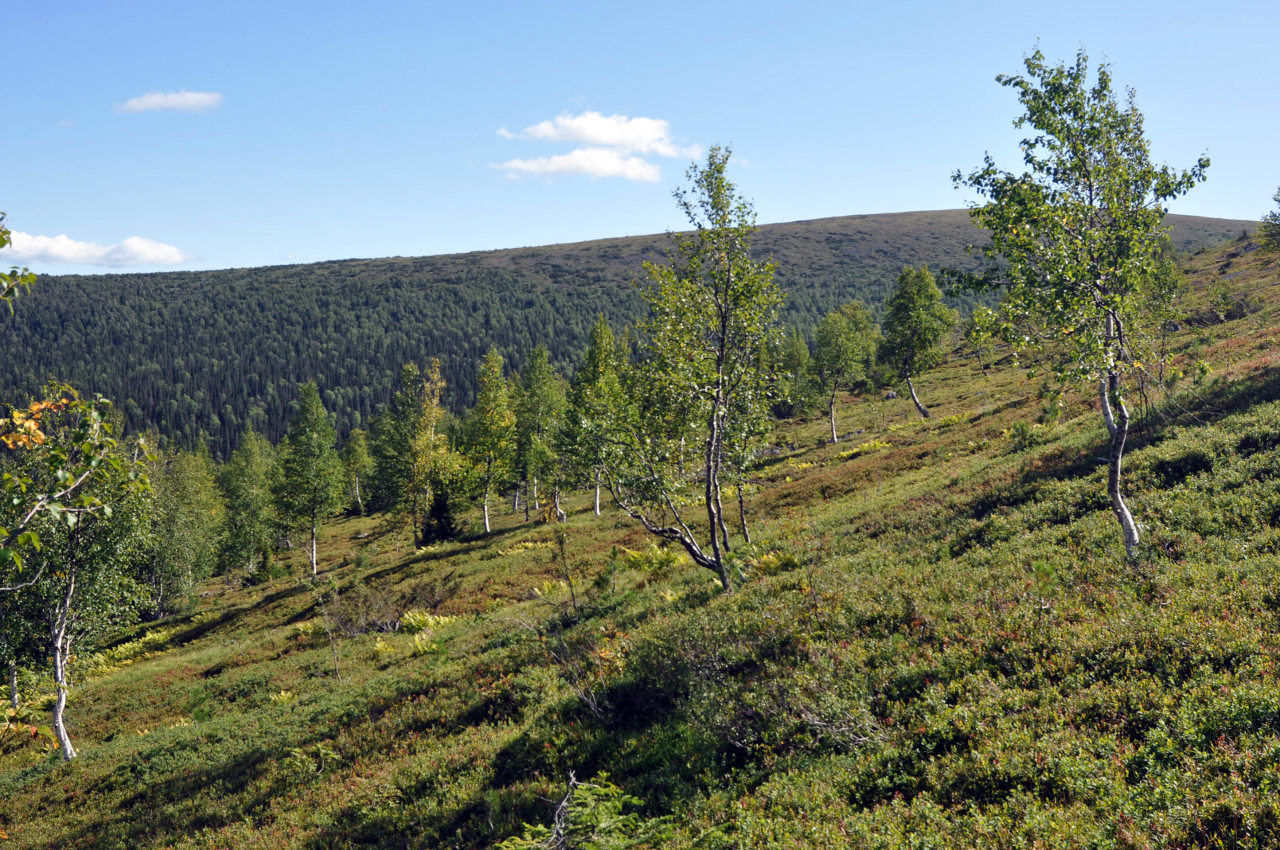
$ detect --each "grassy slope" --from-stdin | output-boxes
[3,236,1280,848]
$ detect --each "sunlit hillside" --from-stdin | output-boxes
[3,233,1279,847]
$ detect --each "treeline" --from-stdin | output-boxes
[0,177,972,759]
[0,210,1247,457]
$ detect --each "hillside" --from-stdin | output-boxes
[0,210,1251,457]
[2,234,1278,847]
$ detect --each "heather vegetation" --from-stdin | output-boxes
[3,49,1280,848]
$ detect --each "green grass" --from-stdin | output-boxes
[2,237,1280,848]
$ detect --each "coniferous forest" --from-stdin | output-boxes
[0,210,1248,457]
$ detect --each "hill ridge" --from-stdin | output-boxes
[2,210,1254,456]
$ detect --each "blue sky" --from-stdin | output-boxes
[4,0,1278,274]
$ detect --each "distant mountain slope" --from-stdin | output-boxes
[0,210,1252,455]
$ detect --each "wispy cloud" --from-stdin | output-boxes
[116,90,224,114]
[4,232,189,267]
[496,148,662,182]
[499,111,699,158]
[495,110,698,182]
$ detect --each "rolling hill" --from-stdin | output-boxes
[0,210,1253,457]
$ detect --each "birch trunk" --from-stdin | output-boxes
[829,390,839,443]
[594,469,602,516]
[704,403,730,592]
[1103,374,1141,558]
[51,573,77,760]
[905,375,930,419]
[8,660,17,710]
[483,483,492,533]
[309,518,318,577]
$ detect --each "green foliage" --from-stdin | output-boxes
[955,48,1208,385]
[878,266,955,388]
[770,326,819,418]
[813,301,878,439]
[1261,186,1280,253]
[405,359,472,545]
[275,383,344,575]
[368,364,423,513]
[216,428,277,578]
[560,319,625,491]
[0,213,35,310]
[1,385,148,578]
[340,428,373,515]
[498,773,675,849]
[605,146,782,590]
[145,445,224,615]
[463,348,516,532]
[514,346,566,518]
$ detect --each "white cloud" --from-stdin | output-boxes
[496,148,661,182]
[116,90,224,114]
[500,111,699,158]
[4,231,189,267]
[495,110,698,182]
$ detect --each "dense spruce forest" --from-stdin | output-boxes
[0,210,1250,457]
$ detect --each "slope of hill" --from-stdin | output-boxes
[2,235,1278,848]
[0,210,1251,457]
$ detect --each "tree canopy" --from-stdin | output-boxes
[955,47,1208,557]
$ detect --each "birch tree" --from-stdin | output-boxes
[217,428,277,577]
[464,348,515,533]
[514,347,565,522]
[955,47,1208,558]
[6,410,151,760]
[878,266,955,419]
[275,383,344,576]
[601,145,781,592]
[340,428,373,515]
[405,359,470,544]
[812,302,878,442]
[145,444,223,615]
[561,318,624,516]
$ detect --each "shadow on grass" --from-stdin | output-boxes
[955,367,1280,527]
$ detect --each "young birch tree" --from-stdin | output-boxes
[464,348,515,533]
[5,400,151,760]
[405,358,470,544]
[275,383,344,576]
[602,145,781,592]
[217,428,277,577]
[514,347,564,522]
[340,428,373,515]
[561,318,624,516]
[955,48,1208,558]
[878,266,956,419]
[812,302,878,442]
